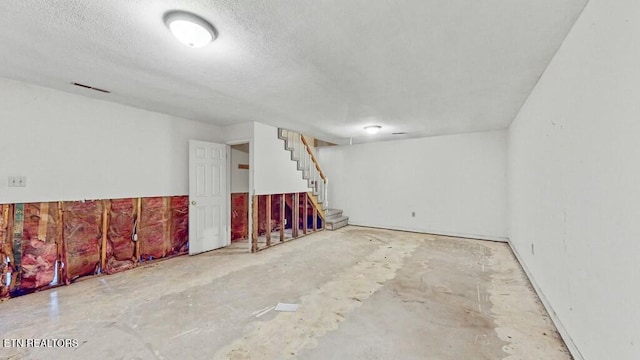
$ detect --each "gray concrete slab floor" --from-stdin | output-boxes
[0,226,570,359]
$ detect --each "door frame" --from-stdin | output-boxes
[226,138,253,253]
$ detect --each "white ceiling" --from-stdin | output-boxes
[0,0,588,144]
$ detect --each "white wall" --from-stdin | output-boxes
[318,130,508,241]
[252,122,310,195]
[0,78,222,204]
[230,148,249,193]
[507,1,640,359]
[222,122,254,144]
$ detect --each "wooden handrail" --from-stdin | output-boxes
[300,135,326,183]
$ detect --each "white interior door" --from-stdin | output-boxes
[189,140,229,255]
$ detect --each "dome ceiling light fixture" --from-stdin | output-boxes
[164,10,218,48]
[364,125,382,135]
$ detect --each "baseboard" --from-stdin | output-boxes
[507,241,584,360]
[346,222,508,243]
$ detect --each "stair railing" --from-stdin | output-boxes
[278,129,328,210]
[300,134,328,209]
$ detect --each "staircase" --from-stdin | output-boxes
[324,209,349,231]
[278,128,349,230]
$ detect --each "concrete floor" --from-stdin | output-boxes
[0,226,570,360]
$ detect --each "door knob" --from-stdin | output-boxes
[191,201,197,205]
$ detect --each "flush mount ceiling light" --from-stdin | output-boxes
[164,11,217,48]
[364,125,382,134]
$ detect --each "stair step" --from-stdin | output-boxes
[325,215,348,231]
[325,215,348,224]
[325,209,343,218]
[277,128,288,141]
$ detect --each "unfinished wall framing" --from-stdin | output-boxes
[0,195,189,300]
[251,192,324,252]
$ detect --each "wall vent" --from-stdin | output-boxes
[71,82,111,94]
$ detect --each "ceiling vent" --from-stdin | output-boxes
[71,82,111,94]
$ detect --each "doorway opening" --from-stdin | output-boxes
[230,143,250,243]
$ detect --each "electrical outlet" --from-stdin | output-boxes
[411,211,415,217]
[531,243,535,255]
[8,176,27,187]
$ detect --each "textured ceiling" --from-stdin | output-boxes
[0,0,588,144]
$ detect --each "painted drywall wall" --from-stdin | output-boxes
[0,78,222,204]
[222,122,254,144]
[507,1,640,359]
[230,148,249,193]
[252,122,310,195]
[318,130,507,241]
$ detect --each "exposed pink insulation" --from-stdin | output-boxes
[169,196,189,255]
[105,199,136,274]
[63,201,103,281]
[231,193,249,241]
[0,204,11,298]
[17,203,59,291]
[2,195,189,300]
[139,197,170,260]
